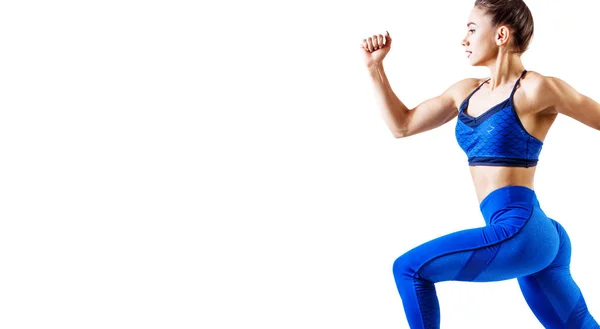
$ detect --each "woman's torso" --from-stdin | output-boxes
[455,70,558,203]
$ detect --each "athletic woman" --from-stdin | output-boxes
[361,1,600,328]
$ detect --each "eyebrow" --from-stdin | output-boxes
[467,22,477,27]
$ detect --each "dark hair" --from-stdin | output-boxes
[474,0,534,53]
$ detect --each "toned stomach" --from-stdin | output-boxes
[470,165,536,204]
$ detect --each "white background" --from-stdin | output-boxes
[1,0,599,328]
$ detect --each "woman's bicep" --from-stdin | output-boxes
[403,94,458,137]
[400,79,479,138]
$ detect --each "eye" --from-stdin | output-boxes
[469,29,475,34]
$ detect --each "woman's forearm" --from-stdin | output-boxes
[367,63,410,137]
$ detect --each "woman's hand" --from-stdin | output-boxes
[361,31,392,68]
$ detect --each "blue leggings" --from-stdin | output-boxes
[392,186,599,329]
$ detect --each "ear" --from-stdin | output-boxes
[495,25,511,47]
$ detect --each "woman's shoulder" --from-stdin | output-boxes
[453,76,487,88]
[519,70,562,104]
[521,70,566,95]
[518,70,565,115]
[445,77,486,95]
[444,77,489,103]
[522,70,548,88]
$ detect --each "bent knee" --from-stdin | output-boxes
[392,252,418,278]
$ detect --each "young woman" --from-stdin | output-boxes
[361,1,600,328]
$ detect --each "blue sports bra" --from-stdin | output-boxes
[455,70,543,168]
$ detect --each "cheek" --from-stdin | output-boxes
[474,35,495,51]
[473,34,485,46]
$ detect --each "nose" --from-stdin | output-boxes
[462,38,469,47]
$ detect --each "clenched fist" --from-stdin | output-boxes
[361,31,392,68]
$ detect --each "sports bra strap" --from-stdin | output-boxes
[462,69,527,107]
[464,78,491,102]
[510,69,528,98]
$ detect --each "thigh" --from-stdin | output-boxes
[393,226,488,282]
[395,207,559,283]
[394,224,509,283]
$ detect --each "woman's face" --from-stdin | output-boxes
[462,7,499,66]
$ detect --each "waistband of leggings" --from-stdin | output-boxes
[479,185,539,217]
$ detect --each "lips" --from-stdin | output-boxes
[466,51,472,58]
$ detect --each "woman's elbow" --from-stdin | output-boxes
[392,127,410,138]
